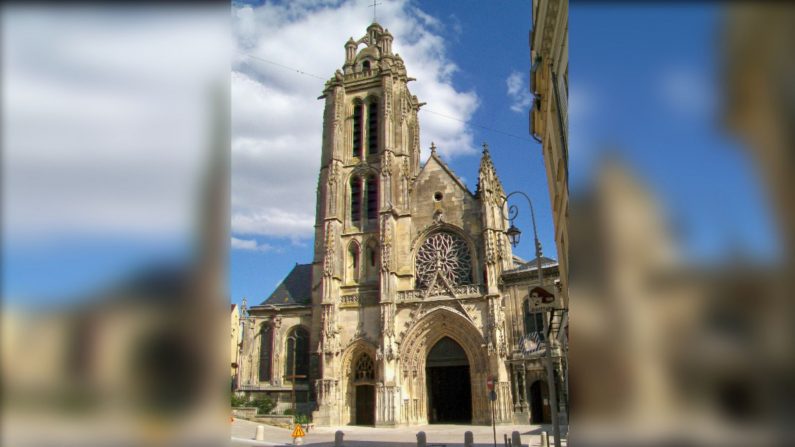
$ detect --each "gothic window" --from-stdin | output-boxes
[354,353,375,382]
[352,102,363,158]
[362,60,371,72]
[366,175,378,220]
[523,300,546,341]
[347,242,360,284]
[258,325,273,382]
[284,326,309,383]
[350,176,362,223]
[415,231,473,289]
[367,99,378,154]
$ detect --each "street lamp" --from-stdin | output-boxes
[499,191,561,447]
[506,224,522,247]
[500,191,544,284]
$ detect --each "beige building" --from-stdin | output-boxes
[530,0,568,308]
[237,22,564,427]
[231,303,241,385]
[529,0,569,433]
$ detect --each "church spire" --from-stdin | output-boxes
[476,142,504,199]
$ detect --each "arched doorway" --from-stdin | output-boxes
[426,337,472,423]
[353,353,375,425]
[529,380,551,423]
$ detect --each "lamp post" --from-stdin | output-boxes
[285,335,298,415]
[500,191,561,447]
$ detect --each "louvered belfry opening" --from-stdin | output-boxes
[350,175,362,223]
[352,102,363,158]
[367,99,378,154]
[366,175,378,220]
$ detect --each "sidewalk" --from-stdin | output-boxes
[231,418,567,447]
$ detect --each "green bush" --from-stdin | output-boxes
[283,408,294,415]
[250,397,276,415]
[231,393,248,408]
[294,413,310,425]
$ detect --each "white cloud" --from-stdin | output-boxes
[659,67,714,119]
[231,0,479,240]
[231,237,274,252]
[567,85,591,122]
[506,70,533,113]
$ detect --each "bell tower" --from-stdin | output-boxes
[311,22,422,426]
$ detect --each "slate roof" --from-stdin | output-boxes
[261,263,313,306]
[503,256,558,274]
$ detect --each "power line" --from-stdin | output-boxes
[240,53,326,80]
[238,53,535,143]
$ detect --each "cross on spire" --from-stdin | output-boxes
[369,0,382,22]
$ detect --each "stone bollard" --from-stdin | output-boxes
[512,430,522,447]
[255,425,266,441]
[335,430,344,447]
[540,431,549,447]
[464,431,474,447]
[416,431,427,447]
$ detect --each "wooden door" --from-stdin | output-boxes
[355,385,375,425]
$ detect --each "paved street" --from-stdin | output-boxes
[231,418,566,447]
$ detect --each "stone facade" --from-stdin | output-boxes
[237,22,563,427]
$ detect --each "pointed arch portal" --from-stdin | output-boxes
[426,336,472,423]
[399,309,489,425]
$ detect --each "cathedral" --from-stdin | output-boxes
[237,22,566,427]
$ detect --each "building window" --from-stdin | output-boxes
[258,325,273,382]
[352,102,363,158]
[362,60,371,72]
[368,99,378,154]
[415,231,472,289]
[350,176,362,223]
[284,327,309,383]
[523,301,546,341]
[355,353,375,382]
[366,175,378,220]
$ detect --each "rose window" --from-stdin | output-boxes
[415,231,472,289]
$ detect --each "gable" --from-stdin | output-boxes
[409,154,480,237]
[413,154,474,201]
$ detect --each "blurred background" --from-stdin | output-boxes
[1,3,230,446]
[568,2,795,446]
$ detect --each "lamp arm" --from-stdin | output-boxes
[499,191,544,285]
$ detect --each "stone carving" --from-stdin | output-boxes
[340,291,377,307]
[382,150,393,177]
[380,217,392,272]
[320,304,340,355]
[485,231,496,265]
[323,223,336,278]
[328,161,340,215]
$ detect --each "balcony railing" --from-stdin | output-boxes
[395,284,485,302]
